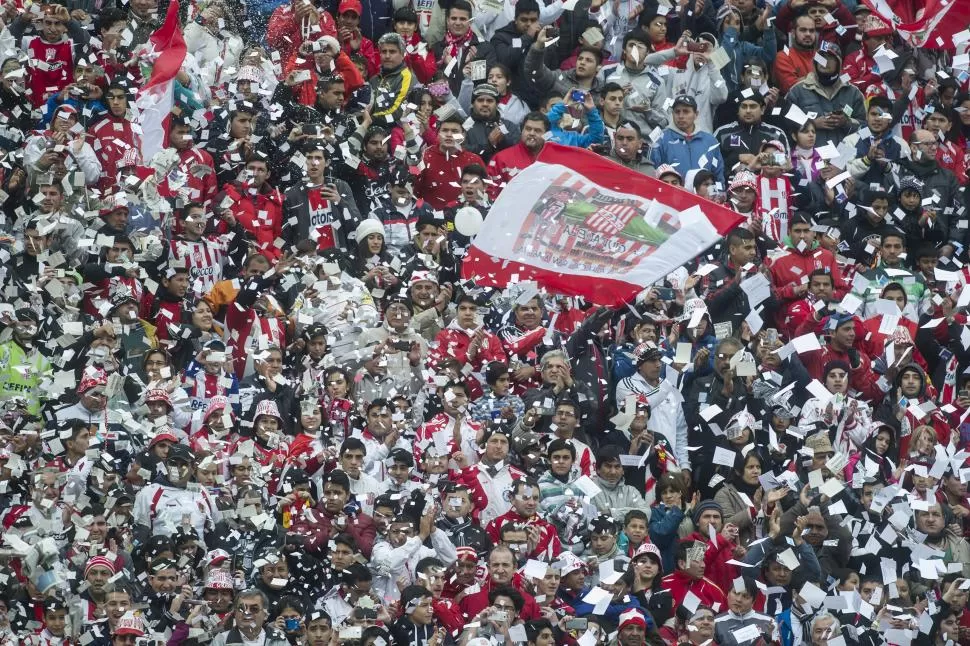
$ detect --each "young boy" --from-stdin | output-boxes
[379,448,421,495]
[39,598,70,645]
[616,509,649,557]
[648,473,688,573]
[897,179,946,254]
[843,190,892,268]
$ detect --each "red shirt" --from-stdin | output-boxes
[415,147,485,209]
[487,142,542,200]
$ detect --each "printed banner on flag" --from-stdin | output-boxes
[862,0,970,49]
[462,143,743,306]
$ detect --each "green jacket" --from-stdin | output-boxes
[0,340,52,415]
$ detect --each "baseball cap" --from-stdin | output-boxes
[338,0,362,14]
[672,95,697,110]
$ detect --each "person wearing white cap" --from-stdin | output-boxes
[23,102,102,186]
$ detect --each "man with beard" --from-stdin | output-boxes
[487,112,549,198]
[463,84,519,162]
[132,444,218,543]
[773,13,818,94]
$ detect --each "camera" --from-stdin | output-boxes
[685,40,707,53]
[391,339,412,352]
[569,89,586,103]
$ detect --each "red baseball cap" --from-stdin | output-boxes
[338,0,362,14]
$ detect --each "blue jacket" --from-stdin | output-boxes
[720,25,777,95]
[648,503,685,573]
[649,126,725,185]
[558,586,644,624]
[547,102,605,149]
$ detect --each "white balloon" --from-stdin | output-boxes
[454,207,484,237]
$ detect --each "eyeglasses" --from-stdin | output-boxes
[493,604,516,612]
[238,604,264,613]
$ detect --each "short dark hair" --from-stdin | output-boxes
[547,437,576,460]
[461,163,487,181]
[339,438,366,456]
[881,230,905,247]
[322,469,351,493]
[727,227,755,247]
[488,585,525,612]
[514,0,539,16]
[624,509,648,527]
[449,0,472,17]
[601,82,625,97]
[521,111,550,132]
[577,45,604,64]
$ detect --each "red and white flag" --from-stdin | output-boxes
[136,0,187,161]
[862,0,970,49]
[462,143,743,306]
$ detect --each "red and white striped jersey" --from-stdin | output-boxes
[170,237,228,298]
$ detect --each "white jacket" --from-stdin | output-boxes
[615,372,690,469]
[369,530,458,601]
[24,133,101,186]
[799,394,873,455]
[133,482,219,539]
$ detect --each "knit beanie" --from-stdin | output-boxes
[691,500,723,526]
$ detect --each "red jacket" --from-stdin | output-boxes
[415,147,485,209]
[660,570,727,613]
[772,47,815,95]
[219,182,284,260]
[287,505,377,558]
[682,531,738,595]
[268,6,337,64]
[768,245,847,306]
[938,140,968,186]
[459,576,543,621]
[843,48,883,93]
[88,114,141,191]
[485,510,563,559]
[859,316,926,371]
[157,147,218,206]
[284,50,365,107]
[432,598,464,635]
[403,33,437,84]
[342,34,380,78]
[793,317,883,403]
[430,326,506,372]
[487,143,542,200]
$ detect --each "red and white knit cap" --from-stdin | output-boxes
[84,555,117,578]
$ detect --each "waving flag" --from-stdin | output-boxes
[462,143,743,306]
[862,0,970,49]
[135,0,187,161]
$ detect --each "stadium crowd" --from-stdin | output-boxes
[0,0,968,644]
